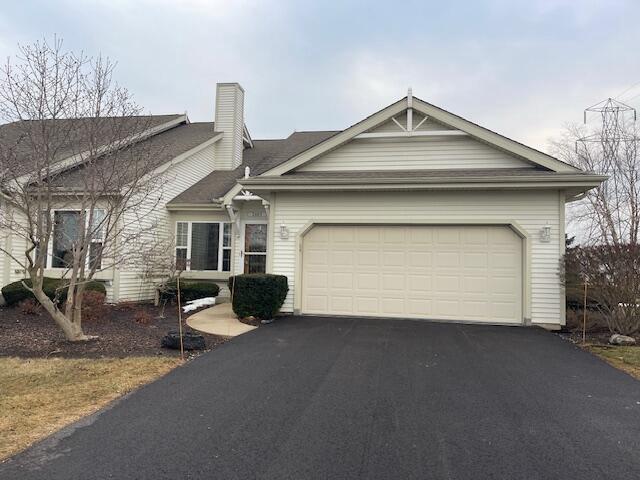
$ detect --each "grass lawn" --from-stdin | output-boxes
[0,356,180,460]
[587,345,640,380]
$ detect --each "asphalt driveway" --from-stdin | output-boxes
[2,316,640,479]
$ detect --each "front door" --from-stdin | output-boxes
[243,223,267,273]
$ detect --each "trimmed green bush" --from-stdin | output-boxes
[228,274,288,320]
[1,277,106,307]
[159,279,220,303]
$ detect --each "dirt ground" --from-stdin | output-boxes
[0,303,226,358]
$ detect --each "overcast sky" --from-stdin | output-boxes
[1,0,638,152]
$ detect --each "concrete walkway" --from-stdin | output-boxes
[186,301,256,337]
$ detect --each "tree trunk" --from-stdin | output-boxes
[31,287,94,342]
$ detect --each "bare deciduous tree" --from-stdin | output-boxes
[0,38,167,341]
[552,103,640,335]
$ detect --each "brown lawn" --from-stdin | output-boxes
[587,345,640,380]
[0,356,180,460]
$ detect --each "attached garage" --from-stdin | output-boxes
[239,92,606,329]
[301,225,523,324]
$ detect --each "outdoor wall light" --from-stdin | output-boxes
[279,224,290,240]
[540,224,551,242]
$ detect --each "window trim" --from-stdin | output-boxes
[46,208,106,270]
[175,221,232,272]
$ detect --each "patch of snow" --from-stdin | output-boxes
[182,297,216,313]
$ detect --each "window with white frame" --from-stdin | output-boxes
[175,221,232,272]
[48,209,105,270]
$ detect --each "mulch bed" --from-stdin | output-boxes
[238,317,261,327]
[0,303,227,359]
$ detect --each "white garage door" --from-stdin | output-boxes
[301,225,522,324]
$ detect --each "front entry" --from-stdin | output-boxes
[243,223,268,273]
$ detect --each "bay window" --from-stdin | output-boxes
[175,221,232,272]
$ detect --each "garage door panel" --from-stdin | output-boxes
[463,252,488,268]
[357,250,379,267]
[463,277,488,294]
[435,275,460,294]
[329,296,353,314]
[331,228,355,243]
[357,228,380,243]
[463,228,489,245]
[409,228,434,245]
[304,271,328,288]
[408,251,432,267]
[408,274,432,292]
[302,225,522,324]
[356,273,378,290]
[492,302,519,320]
[382,228,406,244]
[330,272,353,289]
[330,250,354,266]
[435,299,461,317]
[435,251,460,268]
[305,249,329,266]
[355,297,379,314]
[436,229,461,245]
[382,251,405,267]
[382,273,405,291]
[461,301,489,318]
[381,297,405,314]
[305,295,328,311]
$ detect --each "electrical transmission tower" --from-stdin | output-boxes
[576,98,637,165]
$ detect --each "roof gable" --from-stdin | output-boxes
[260,96,580,176]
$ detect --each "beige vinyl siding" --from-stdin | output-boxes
[214,84,243,170]
[297,136,534,172]
[116,143,217,301]
[271,190,563,326]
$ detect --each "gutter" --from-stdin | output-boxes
[239,173,608,192]
[165,202,224,212]
[241,173,607,187]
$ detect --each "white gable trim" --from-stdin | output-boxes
[262,99,406,176]
[261,97,578,176]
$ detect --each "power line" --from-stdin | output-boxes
[615,80,640,101]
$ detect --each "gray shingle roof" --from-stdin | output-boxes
[0,114,184,178]
[49,122,220,187]
[168,130,338,204]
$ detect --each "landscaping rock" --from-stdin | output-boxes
[609,334,637,346]
[161,330,206,350]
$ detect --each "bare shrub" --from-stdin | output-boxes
[134,308,154,326]
[18,299,41,316]
[79,291,107,322]
[571,244,640,336]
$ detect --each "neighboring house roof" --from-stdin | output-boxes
[0,114,184,178]
[167,130,337,205]
[48,122,220,187]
